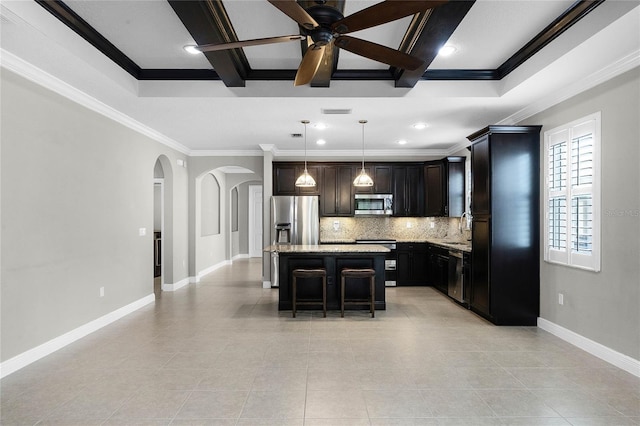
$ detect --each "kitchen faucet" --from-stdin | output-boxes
[459,211,472,233]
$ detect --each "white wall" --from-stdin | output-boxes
[0,69,190,362]
[521,67,640,360]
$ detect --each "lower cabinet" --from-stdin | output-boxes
[427,244,449,293]
[396,242,428,285]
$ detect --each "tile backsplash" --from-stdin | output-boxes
[320,216,471,242]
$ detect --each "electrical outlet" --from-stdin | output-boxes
[100,287,105,297]
[430,222,435,229]
[333,220,340,231]
[139,227,146,236]
[406,221,412,228]
[558,293,564,305]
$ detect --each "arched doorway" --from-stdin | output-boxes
[153,156,173,294]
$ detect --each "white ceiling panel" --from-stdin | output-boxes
[430,0,576,69]
[66,0,212,69]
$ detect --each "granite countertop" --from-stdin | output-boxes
[264,244,390,253]
[397,238,472,253]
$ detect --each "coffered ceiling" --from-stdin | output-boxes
[1,1,638,158]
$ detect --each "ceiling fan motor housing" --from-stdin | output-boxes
[305,5,344,45]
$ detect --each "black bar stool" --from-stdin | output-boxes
[292,268,327,318]
[340,268,376,318]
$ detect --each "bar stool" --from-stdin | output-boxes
[292,268,327,318]
[340,268,376,318]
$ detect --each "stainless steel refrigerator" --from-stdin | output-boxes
[270,196,320,287]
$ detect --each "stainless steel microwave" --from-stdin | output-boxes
[354,194,393,216]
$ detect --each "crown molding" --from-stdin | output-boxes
[189,149,265,157]
[0,48,191,155]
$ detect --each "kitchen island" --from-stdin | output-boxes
[265,244,389,312]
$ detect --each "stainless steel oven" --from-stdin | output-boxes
[356,239,397,286]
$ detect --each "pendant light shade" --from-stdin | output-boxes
[353,120,374,187]
[295,120,316,187]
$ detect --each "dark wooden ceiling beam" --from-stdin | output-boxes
[497,0,605,78]
[395,0,475,88]
[35,0,141,78]
[168,0,248,87]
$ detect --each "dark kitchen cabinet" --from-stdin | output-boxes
[427,244,449,293]
[396,242,428,285]
[467,125,541,325]
[392,165,424,217]
[424,157,465,217]
[354,164,393,194]
[273,162,321,196]
[321,165,354,216]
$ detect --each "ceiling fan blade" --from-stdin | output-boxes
[195,35,305,52]
[332,0,448,34]
[334,36,424,70]
[294,44,326,86]
[268,0,319,30]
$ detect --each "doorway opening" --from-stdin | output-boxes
[249,185,263,258]
[153,179,164,296]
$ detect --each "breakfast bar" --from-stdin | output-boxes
[265,244,389,312]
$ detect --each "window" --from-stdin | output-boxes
[543,112,600,271]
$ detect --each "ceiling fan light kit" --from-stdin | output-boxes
[195,0,447,86]
[295,120,317,187]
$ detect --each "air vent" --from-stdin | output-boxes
[291,133,303,138]
[321,108,352,115]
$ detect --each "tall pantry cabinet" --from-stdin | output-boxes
[467,126,542,325]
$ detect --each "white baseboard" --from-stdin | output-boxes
[161,277,189,292]
[232,253,250,261]
[538,317,640,378]
[191,260,231,283]
[0,294,155,379]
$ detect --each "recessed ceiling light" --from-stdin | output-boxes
[438,45,457,57]
[398,140,408,145]
[412,123,428,130]
[313,123,327,130]
[183,45,200,55]
[316,139,326,145]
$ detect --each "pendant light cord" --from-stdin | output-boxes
[302,119,309,170]
[360,119,367,171]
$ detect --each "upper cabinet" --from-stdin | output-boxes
[321,165,354,217]
[273,160,462,218]
[392,164,424,217]
[353,164,393,194]
[273,163,321,196]
[424,157,465,217]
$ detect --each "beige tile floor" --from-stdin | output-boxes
[1,258,639,425]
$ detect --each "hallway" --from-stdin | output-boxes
[1,258,638,425]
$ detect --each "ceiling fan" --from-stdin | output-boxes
[193,0,448,86]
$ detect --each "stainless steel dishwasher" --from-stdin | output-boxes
[448,250,465,303]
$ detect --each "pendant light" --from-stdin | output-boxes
[295,120,316,187]
[353,119,374,187]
